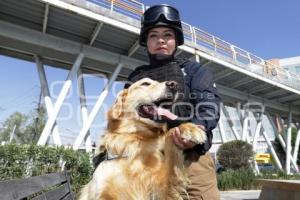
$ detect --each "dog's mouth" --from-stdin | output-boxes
[137,97,177,121]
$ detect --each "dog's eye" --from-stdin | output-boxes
[141,82,151,86]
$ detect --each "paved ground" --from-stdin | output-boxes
[220,190,261,200]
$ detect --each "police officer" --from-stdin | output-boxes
[125,4,221,200]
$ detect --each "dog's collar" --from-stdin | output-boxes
[105,151,127,161]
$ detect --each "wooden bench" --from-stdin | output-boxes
[257,179,300,200]
[0,171,74,200]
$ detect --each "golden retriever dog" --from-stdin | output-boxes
[78,78,206,200]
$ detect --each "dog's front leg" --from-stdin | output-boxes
[162,133,188,200]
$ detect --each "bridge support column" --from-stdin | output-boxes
[252,113,262,152]
[77,69,92,152]
[261,129,283,171]
[293,124,300,167]
[242,108,250,142]
[38,52,85,145]
[286,110,292,174]
[73,63,123,150]
[252,107,265,175]
[221,104,240,140]
[35,55,62,146]
[267,113,299,172]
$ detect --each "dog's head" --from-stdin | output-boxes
[109,78,178,126]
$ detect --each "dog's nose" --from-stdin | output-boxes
[166,81,178,92]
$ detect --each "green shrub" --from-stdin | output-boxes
[217,167,300,191]
[0,144,93,193]
[257,170,300,180]
[217,140,254,170]
[217,167,257,190]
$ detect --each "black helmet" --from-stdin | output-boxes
[139,4,184,47]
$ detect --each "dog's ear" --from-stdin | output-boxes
[110,89,128,119]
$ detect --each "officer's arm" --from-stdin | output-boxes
[190,67,221,131]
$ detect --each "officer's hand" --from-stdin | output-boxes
[171,125,206,150]
[171,127,195,149]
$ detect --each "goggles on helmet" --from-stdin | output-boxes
[142,5,181,26]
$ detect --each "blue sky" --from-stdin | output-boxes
[0,0,299,144]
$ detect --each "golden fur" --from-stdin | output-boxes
[78,78,206,200]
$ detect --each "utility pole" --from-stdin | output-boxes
[9,125,16,143]
[33,90,42,142]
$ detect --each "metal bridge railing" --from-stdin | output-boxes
[182,22,193,44]
[83,0,300,90]
[88,0,145,19]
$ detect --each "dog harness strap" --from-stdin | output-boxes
[105,151,127,161]
[92,150,128,170]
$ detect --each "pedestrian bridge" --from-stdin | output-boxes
[0,0,299,174]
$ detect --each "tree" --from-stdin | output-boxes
[217,140,254,170]
[0,112,28,143]
[24,107,47,143]
[0,107,46,144]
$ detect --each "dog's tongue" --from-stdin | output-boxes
[156,107,178,120]
[142,105,177,120]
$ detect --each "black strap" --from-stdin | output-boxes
[92,151,107,169]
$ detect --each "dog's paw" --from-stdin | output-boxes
[178,123,206,144]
